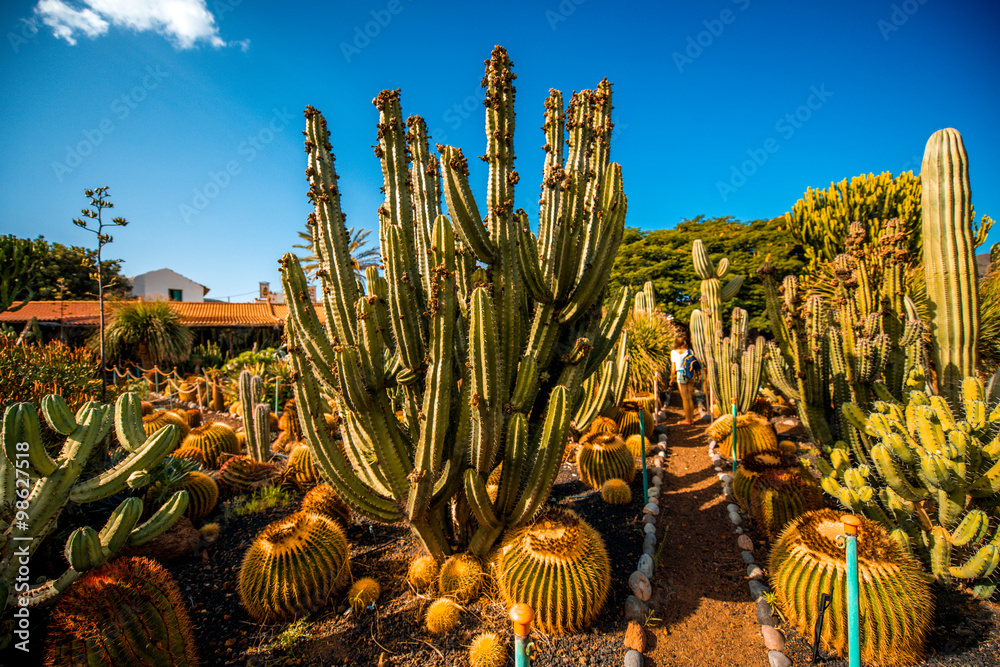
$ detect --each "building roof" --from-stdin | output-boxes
[0,301,310,328]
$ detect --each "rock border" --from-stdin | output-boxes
[620,410,671,666]
[709,437,792,667]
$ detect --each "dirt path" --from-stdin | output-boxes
[644,402,764,667]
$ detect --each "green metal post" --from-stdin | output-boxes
[639,407,648,503]
[731,398,738,475]
[843,515,862,666]
[510,603,533,667]
[274,377,280,412]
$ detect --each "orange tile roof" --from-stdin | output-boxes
[0,301,316,328]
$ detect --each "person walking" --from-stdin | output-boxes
[669,331,699,425]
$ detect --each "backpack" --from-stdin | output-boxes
[680,350,701,380]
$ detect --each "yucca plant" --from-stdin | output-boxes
[96,300,193,369]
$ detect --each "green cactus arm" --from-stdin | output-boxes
[469,286,502,473]
[114,393,147,452]
[573,80,615,287]
[495,413,529,517]
[98,496,142,556]
[65,527,103,573]
[355,294,386,391]
[517,211,552,303]
[574,358,617,429]
[303,107,359,350]
[464,469,501,531]
[692,240,715,279]
[690,310,708,375]
[239,371,270,462]
[383,224,428,375]
[738,339,765,413]
[509,386,570,527]
[407,116,442,300]
[509,355,540,414]
[524,302,561,370]
[69,424,179,503]
[764,342,800,400]
[339,408,395,496]
[366,267,395,357]
[921,128,979,403]
[437,145,495,264]
[610,332,631,405]
[127,490,188,546]
[279,253,340,392]
[58,403,110,464]
[583,285,631,378]
[41,394,78,435]
[6,460,79,559]
[3,403,56,477]
[537,88,564,256]
[429,374,473,513]
[719,275,744,301]
[12,567,84,609]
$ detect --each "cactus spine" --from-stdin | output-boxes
[0,394,188,637]
[280,47,630,560]
[921,128,979,404]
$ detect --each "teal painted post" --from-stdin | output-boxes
[843,515,862,666]
[639,408,648,503]
[274,377,280,412]
[731,399,738,475]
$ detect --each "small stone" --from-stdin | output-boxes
[657,451,666,459]
[721,485,731,497]
[643,532,656,551]
[709,440,718,447]
[643,515,656,525]
[651,475,662,486]
[647,487,659,498]
[629,571,652,601]
[719,473,733,484]
[761,626,785,651]
[624,621,646,652]
[637,554,654,578]
[748,579,770,602]
[741,550,755,564]
[624,595,648,623]
[643,540,656,557]
[727,504,741,514]
[624,649,643,667]
[714,466,723,472]
[643,502,660,515]
[747,564,764,579]
[738,534,754,552]
[757,599,778,626]
[767,650,791,667]
[647,497,659,505]
[735,526,743,534]
[729,512,743,527]
[643,523,656,535]
[658,434,668,443]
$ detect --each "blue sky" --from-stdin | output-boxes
[2,0,998,301]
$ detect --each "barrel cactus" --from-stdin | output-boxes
[576,432,635,489]
[238,511,351,622]
[347,577,381,613]
[182,470,218,522]
[407,555,439,593]
[585,416,619,435]
[142,410,190,441]
[180,422,240,468]
[733,449,803,510]
[493,507,610,635]
[616,408,653,440]
[172,445,210,468]
[43,557,198,666]
[218,455,278,494]
[287,443,318,488]
[600,478,632,505]
[706,412,777,459]
[301,483,352,527]
[750,470,825,539]
[438,552,482,603]
[624,433,650,458]
[425,598,461,634]
[770,509,932,666]
[469,632,507,667]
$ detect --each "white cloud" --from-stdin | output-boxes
[35,0,247,50]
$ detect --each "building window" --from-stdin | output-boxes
[168,289,183,301]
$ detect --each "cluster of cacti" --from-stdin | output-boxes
[705,412,777,459]
[172,445,210,468]
[238,370,273,462]
[180,422,240,468]
[218,455,278,495]
[600,478,632,505]
[468,632,507,667]
[425,598,461,634]
[238,511,350,622]
[142,409,190,440]
[576,432,635,489]
[438,552,482,603]
[301,483,352,527]
[493,507,610,635]
[770,509,932,666]
[181,470,219,522]
[407,555,439,592]
[820,377,1000,596]
[0,394,188,646]
[273,398,302,452]
[287,443,319,488]
[43,557,199,666]
[750,470,825,539]
[587,416,619,435]
[280,46,631,559]
[347,577,381,613]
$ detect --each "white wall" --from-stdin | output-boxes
[130,269,207,303]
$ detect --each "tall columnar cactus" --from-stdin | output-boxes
[42,557,199,667]
[280,47,630,560]
[819,376,1000,597]
[0,394,189,643]
[921,128,979,405]
[238,370,272,462]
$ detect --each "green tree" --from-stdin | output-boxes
[0,235,43,314]
[28,237,131,300]
[96,301,193,370]
[608,216,804,332]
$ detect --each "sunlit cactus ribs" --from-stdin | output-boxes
[42,557,199,667]
[732,449,804,510]
[280,46,631,560]
[301,483,352,527]
[492,507,610,635]
[770,509,932,666]
[180,421,240,468]
[0,393,189,643]
[576,432,636,489]
[705,411,777,459]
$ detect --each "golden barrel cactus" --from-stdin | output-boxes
[585,416,619,435]
[142,410,190,442]
[238,511,351,623]
[600,478,632,505]
[469,632,507,667]
[347,577,381,613]
[493,507,610,635]
[425,598,461,634]
[182,470,219,522]
[616,408,654,440]
[770,509,932,666]
[624,433,651,458]
[438,552,483,603]
[706,412,777,458]
[301,484,352,527]
[733,449,802,510]
[407,555,439,593]
[287,443,319,489]
[576,432,635,489]
[181,422,240,468]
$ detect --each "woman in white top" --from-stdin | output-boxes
[669,330,697,425]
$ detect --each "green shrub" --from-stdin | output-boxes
[0,339,100,410]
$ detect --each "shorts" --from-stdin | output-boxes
[676,371,690,385]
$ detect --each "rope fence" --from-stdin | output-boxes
[107,364,282,411]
